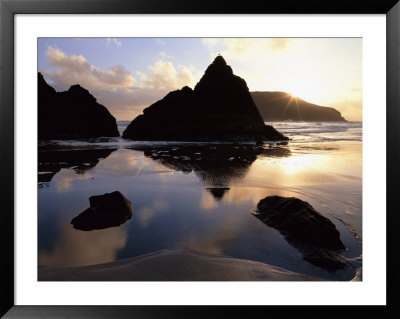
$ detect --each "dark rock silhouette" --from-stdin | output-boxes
[252,196,347,271]
[251,91,346,122]
[123,56,287,142]
[38,147,116,185]
[130,144,290,200]
[38,73,119,139]
[206,188,230,201]
[71,191,133,231]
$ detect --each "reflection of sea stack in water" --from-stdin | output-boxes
[71,191,133,231]
[38,148,116,185]
[38,73,119,139]
[123,56,287,142]
[206,188,230,201]
[251,91,346,122]
[130,144,290,200]
[252,196,347,271]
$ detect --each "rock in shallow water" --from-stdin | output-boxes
[252,195,347,272]
[71,191,133,231]
[255,195,345,250]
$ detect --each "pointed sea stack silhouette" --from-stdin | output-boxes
[251,91,346,122]
[38,73,119,139]
[123,56,287,142]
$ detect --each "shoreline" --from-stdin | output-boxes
[38,249,322,281]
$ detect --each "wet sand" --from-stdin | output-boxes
[38,249,321,281]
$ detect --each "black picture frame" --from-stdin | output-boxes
[1,0,399,318]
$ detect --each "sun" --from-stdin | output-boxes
[273,75,333,105]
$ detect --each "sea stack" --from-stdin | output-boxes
[251,91,346,122]
[123,56,287,142]
[38,73,119,139]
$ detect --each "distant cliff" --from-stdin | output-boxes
[38,73,119,139]
[123,56,287,142]
[251,91,346,122]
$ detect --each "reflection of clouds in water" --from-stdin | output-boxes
[176,219,240,255]
[200,186,296,210]
[39,223,127,267]
[200,191,219,210]
[93,149,172,177]
[222,187,292,206]
[137,200,168,228]
[54,168,93,192]
[51,149,179,192]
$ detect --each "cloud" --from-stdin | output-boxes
[138,60,197,90]
[267,38,291,52]
[202,38,292,59]
[42,46,135,91]
[159,51,173,59]
[202,38,220,50]
[106,38,122,47]
[41,47,198,120]
[223,38,255,55]
[104,60,198,119]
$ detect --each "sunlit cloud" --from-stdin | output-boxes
[267,38,291,51]
[202,38,292,58]
[137,59,198,90]
[41,47,198,120]
[42,46,135,90]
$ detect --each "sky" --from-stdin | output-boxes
[38,38,362,121]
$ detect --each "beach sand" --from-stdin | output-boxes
[38,249,321,281]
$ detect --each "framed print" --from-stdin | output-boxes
[1,0,399,318]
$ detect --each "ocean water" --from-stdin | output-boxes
[38,121,362,281]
